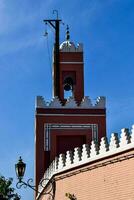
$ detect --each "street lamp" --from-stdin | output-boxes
[15,157,26,183]
[15,157,55,200]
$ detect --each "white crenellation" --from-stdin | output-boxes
[36,96,106,109]
[80,96,93,108]
[65,151,73,166]
[58,154,66,170]
[38,125,134,194]
[49,96,62,108]
[95,96,106,108]
[49,162,53,177]
[130,125,134,143]
[81,144,90,161]
[36,96,47,108]
[73,147,82,163]
[90,140,99,157]
[99,137,109,154]
[65,97,78,108]
[109,133,119,151]
[53,157,58,170]
[120,128,130,147]
[44,168,49,186]
[77,43,83,52]
[49,161,54,177]
[47,167,50,179]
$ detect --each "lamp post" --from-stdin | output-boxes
[15,157,55,200]
[15,157,26,183]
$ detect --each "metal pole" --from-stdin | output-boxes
[55,20,60,97]
[43,19,61,98]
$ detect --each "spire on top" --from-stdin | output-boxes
[60,24,83,52]
[66,25,70,41]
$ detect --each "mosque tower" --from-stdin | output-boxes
[35,25,106,189]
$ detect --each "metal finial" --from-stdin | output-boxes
[53,10,58,19]
[66,25,70,41]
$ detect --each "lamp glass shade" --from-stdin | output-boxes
[15,157,26,181]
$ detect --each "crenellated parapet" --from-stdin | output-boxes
[95,96,106,108]
[36,96,106,109]
[37,125,134,194]
[60,41,83,52]
[36,96,47,108]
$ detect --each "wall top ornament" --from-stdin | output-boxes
[36,96,106,109]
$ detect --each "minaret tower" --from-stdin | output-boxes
[35,25,106,192]
[53,26,84,104]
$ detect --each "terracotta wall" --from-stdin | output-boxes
[39,148,134,200]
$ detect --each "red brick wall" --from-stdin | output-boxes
[60,52,83,62]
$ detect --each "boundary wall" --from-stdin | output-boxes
[37,125,134,200]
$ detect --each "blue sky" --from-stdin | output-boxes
[0,0,134,199]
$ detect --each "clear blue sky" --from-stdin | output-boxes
[0,0,134,199]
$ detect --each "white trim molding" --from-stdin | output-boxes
[44,123,98,151]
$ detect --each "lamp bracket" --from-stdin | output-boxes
[16,178,55,200]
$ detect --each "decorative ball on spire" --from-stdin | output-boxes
[66,25,70,41]
[60,24,83,51]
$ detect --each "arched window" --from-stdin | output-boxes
[63,77,74,99]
